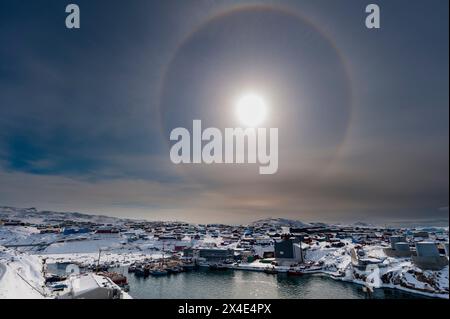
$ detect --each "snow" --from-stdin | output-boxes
[43,238,123,254]
[0,248,46,299]
[1,206,448,299]
[251,218,312,229]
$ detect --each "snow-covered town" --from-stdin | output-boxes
[0,206,448,299]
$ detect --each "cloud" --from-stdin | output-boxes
[0,0,448,224]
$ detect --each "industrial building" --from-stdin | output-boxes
[274,236,303,264]
[416,242,440,257]
[183,248,234,263]
[412,242,449,270]
[389,235,406,249]
[59,273,128,299]
[384,236,412,257]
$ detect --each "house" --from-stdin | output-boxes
[95,226,119,235]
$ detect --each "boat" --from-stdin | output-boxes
[45,274,67,284]
[264,267,278,274]
[89,264,108,272]
[209,263,228,271]
[170,266,184,274]
[134,266,147,277]
[302,266,323,274]
[101,272,128,287]
[182,263,198,271]
[287,268,303,276]
[151,269,168,276]
[176,266,185,272]
[49,283,68,292]
[167,267,180,274]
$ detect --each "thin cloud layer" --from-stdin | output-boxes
[0,0,448,224]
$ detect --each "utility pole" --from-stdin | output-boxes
[162,241,165,266]
[96,248,102,273]
[42,257,47,278]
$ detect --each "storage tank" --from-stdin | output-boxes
[390,235,406,250]
[415,242,439,257]
[394,242,410,252]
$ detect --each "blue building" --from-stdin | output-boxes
[62,227,90,235]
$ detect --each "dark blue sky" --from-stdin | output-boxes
[0,0,448,224]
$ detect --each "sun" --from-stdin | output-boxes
[235,93,268,127]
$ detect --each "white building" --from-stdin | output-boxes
[59,273,131,299]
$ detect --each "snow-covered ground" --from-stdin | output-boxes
[303,241,449,298]
[0,248,46,299]
[0,207,448,299]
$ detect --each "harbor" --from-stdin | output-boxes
[46,259,429,299]
[1,208,448,299]
[113,266,426,299]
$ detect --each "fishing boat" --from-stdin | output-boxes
[182,263,198,271]
[45,274,67,283]
[287,268,304,276]
[177,266,186,273]
[209,263,228,271]
[134,266,147,277]
[264,267,278,274]
[49,283,68,292]
[167,266,179,274]
[98,271,131,292]
[101,272,128,286]
[151,269,168,276]
[169,266,184,274]
[302,266,323,274]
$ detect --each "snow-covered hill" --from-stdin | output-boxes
[251,218,314,229]
[0,206,123,225]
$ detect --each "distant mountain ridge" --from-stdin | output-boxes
[251,218,316,228]
[2,206,445,228]
[0,205,123,225]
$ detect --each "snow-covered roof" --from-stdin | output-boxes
[70,273,114,297]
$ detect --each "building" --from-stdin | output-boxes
[274,236,303,264]
[413,231,429,239]
[383,235,412,257]
[3,220,25,226]
[62,227,90,235]
[351,248,385,270]
[389,235,406,250]
[183,248,234,262]
[95,226,119,235]
[416,242,439,257]
[59,274,128,299]
[412,242,448,270]
[394,242,410,252]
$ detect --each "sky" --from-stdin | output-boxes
[0,0,448,225]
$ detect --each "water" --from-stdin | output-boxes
[47,263,427,299]
[119,268,426,299]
